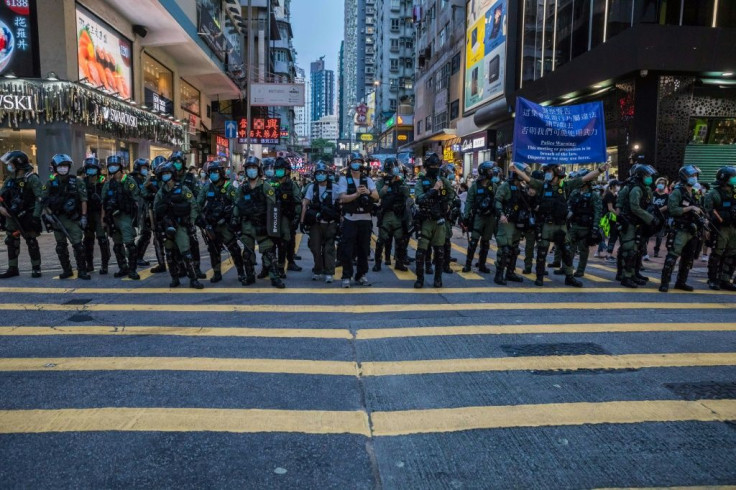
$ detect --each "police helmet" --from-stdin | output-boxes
[106,155,125,170]
[577,168,591,179]
[262,158,276,169]
[631,163,657,179]
[314,161,330,176]
[715,166,736,185]
[274,157,291,171]
[1,150,31,171]
[440,163,456,179]
[491,166,503,178]
[51,154,74,170]
[245,156,261,168]
[477,161,494,178]
[151,156,167,171]
[531,169,544,180]
[169,151,186,164]
[678,164,701,182]
[83,157,101,171]
[424,152,442,169]
[155,162,176,178]
[350,151,365,164]
[542,163,566,178]
[207,160,226,175]
[382,157,399,174]
[133,158,149,173]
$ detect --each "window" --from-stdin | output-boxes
[425,115,432,132]
[389,77,398,90]
[143,54,174,114]
[390,98,397,111]
[404,57,413,69]
[451,52,461,75]
[449,99,459,120]
[434,111,448,132]
[438,25,446,47]
[390,0,400,10]
[180,79,200,115]
[366,26,375,35]
[391,18,400,31]
[390,38,399,51]
[390,58,399,71]
[417,120,422,134]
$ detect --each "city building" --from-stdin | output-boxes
[310,57,335,121]
[311,115,339,141]
[338,41,345,139]
[294,66,310,145]
[0,0,243,182]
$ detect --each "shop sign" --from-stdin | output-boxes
[145,88,173,115]
[188,114,199,135]
[359,133,374,142]
[443,147,454,161]
[197,5,227,61]
[76,5,132,98]
[460,130,489,153]
[397,134,408,141]
[237,117,281,144]
[102,106,137,128]
[0,93,32,110]
[464,0,507,113]
[0,0,38,77]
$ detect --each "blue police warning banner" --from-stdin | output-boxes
[512,97,607,164]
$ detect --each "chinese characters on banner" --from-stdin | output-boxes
[0,0,37,77]
[238,117,281,144]
[512,97,607,164]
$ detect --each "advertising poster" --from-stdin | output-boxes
[464,0,506,113]
[512,97,608,164]
[0,0,37,77]
[76,6,132,98]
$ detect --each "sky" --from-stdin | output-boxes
[289,0,344,75]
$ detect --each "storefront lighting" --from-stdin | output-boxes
[45,72,59,81]
[3,72,17,79]
[722,72,733,77]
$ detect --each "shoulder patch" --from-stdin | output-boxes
[267,189,275,196]
[186,192,193,199]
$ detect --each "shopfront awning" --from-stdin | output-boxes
[398,129,456,152]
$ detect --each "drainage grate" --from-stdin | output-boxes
[501,342,611,357]
[665,382,736,401]
[63,298,92,305]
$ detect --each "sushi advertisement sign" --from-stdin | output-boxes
[76,5,132,99]
[0,0,38,77]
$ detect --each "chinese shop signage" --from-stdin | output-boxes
[0,0,38,77]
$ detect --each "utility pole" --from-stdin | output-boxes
[245,0,253,161]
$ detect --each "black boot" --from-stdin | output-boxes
[494,247,507,285]
[56,243,74,279]
[372,239,383,272]
[0,266,19,279]
[27,237,42,278]
[84,237,95,272]
[659,254,677,292]
[534,247,547,286]
[442,241,453,273]
[265,250,285,289]
[477,241,491,273]
[209,244,222,283]
[98,237,110,275]
[463,239,478,273]
[674,258,694,292]
[126,243,140,280]
[708,254,722,290]
[112,243,129,278]
[433,246,444,288]
[384,237,393,266]
[615,251,623,281]
[505,247,524,283]
[73,243,90,280]
[565,275,583,287]
[425,247,433,274]
[414,249,425,288]
[394,239,409,271]
[183,254,204,289]
[621,277,639,288]
[167,252,180,288]
[1,236,20,278]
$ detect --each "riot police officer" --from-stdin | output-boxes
[0,151,43,278]
[80,157,110,275]
[41,154,89,280]
[462,161,497,273]
[522,170,543,274]
[269,157,302,275]
[660,165,705,292]
[440,163,460,274]
[494,164,533,285]
[301,161,341,282]
[705,166,736,291]
[373,157,411,272]
[413,153,455,288]
[518,162,608,287]
[153,163,203,289]
[143,156,168,273]
[130,158,152,268]
[618,164,659,288]
[170,151,205,279]
[566,169,602,277]
[196,160,246,284]
[101,156,141,280]
[233,156,284,288]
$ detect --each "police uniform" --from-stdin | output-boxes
[660,184,704,292]
[233,178,284,288]
[131,169,152,267]
[494,178,534,284]
[0,169,43,277]
[462,178,497,273]
[178,167,205,278]
[141,172,166,272]
[705,175,736,291]
[374,176,410,272]
[82,172,110,274]
[414,173,455,288]
[272,178,302,274]
[42,172,88,279]
[197,178,246,283]
[303,180,341,278]
[618,181,655,285]
[102,174,141,278]
[567,185,602,277]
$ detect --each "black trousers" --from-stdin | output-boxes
[340,218,372,280]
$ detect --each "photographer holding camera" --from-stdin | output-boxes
[337,152,379,288]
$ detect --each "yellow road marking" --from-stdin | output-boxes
[0,302,733,314]
[52,271,78,281]
[370,399,736,436]
[371,236,412,281]
[450,261,484,280]
[0,326,353,339]
[360,352,736,376]
[1,400,733,436]
[205,258,235,281]
[294,232,303,254]
[0,286,731,295]
[123,266,154,282]
[2,353,733,376]
[0,357,357,376]
[355,322,736,339]
[0,407,371,436]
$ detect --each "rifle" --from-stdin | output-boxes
[0,196,28,239]
[42,206,72,242]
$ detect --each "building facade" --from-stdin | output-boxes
[311,115,339,141]
[310,57,335,121]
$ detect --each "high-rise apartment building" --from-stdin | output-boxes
[342,0,376,142]
[310,57,335,121]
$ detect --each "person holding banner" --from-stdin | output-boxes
[494,164,534,285]
[566,169,603,278]
[513,162,609,287]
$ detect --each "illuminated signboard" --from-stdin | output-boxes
[237,117,281,144]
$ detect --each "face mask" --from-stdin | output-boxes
[86,168,97,176]
[199,172,205,179]
[173,162,183,172]
[108,165,120,174]
[209,173,220,183]
[656,183,665,191]
[6,164,14,173]
[491,176,500,183]
[246,168,259,179]
[315,173,327,182]
[392,167,402,176]
[447,174,455,181]
[544,172,553,181]
[264,169,275,178]
[57,166,70,176]
[161,173,172,183]
[729,176,736,186]
[329,174,335,182]
[140,168,149,177]
[687,176,698,186]
[275,169,286,178]
[350,163,362,171]
[643,176,653,186]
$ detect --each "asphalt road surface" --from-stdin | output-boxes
[0,230,734,488]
